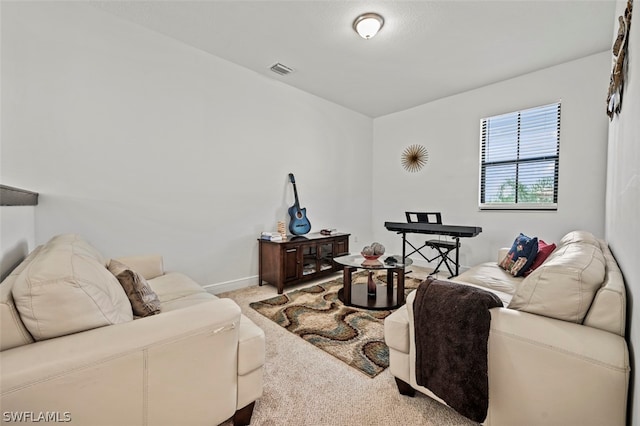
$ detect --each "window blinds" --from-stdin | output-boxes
[480,102,560,209]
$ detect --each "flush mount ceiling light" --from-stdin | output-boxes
[353,12,384,39]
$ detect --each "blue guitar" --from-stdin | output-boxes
[288,173,311,235]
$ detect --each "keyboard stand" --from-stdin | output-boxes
[401,233,460,278]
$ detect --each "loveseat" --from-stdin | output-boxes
[0,234,265,426]
[384,230,630,425]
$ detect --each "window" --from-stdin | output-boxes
[479,102,560,210]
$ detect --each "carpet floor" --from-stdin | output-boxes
[215,266,477,426]
[249,272,423,378]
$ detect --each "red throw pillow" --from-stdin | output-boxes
[524,240,556,276]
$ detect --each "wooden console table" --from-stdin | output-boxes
[258,232,350,294]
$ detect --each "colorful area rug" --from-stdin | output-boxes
[249,272,423,378]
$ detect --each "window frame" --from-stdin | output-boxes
[478,102,561,211]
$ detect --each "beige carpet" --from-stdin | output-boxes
[249,272,423,378]
[215,267,477,426]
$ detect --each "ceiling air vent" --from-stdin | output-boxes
[270,63,294,76]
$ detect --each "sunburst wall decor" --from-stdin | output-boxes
[401,144,428,172]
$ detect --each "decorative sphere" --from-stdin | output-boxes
[362,245,374,255]
[371,242,385,255]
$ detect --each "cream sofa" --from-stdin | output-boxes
[0,234,265,426]
[385,230,630,425]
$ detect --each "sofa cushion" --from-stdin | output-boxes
[147,272,216,313]
[12,234,133,340]
[108,259,161,317]
[508,241,606,323]
[558,230,600,248]
[499,233,538,277]
[523,240,557,277]
[453,262,520,297]
[45,233,108,266]
[112,255,164,280]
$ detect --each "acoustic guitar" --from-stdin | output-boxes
[287,173,311,235]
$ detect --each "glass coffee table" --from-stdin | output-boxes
[333,254,413,310]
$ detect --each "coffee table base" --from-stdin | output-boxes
[337,286,403,310]
[333,255,410,311]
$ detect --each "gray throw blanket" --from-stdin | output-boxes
[413,278,503,423]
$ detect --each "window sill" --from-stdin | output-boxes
[479,203,557,211]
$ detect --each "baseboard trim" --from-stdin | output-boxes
[202,259,470,295]
[204,275,257,295]
[405,257,470,275]
[408,258,431,269]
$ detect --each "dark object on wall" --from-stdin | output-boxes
[401,144,428,172]
[287,173,311,235]
[0,185,39,206]
[607,0,633,120]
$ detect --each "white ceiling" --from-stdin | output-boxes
[93,1,616,118]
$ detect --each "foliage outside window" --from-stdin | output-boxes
[479,102,560,210]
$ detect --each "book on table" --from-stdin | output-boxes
[261,231,283,241]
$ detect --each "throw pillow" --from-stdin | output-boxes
[108,259,161,317]
[499,233,539,277]
[12,235,133,341]
[523,240,557,277]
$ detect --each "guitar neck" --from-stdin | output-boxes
[292,183,301,210]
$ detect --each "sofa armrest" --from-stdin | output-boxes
[497,247,510,263]
[487,307,629,425]
[236,314,266,410]
[489,307,629,369]
[406,290,629,425]
[113,254,164,280]
[1,298,243,426]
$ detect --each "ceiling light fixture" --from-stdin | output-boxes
[353,12,384,39]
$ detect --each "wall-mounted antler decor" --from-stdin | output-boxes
[607,0,633,120]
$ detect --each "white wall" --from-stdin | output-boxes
[1,2,373,290]
[606,1,640,424]
[372,53,610,269]
[2,0,636,421]
[0,206,35,280]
